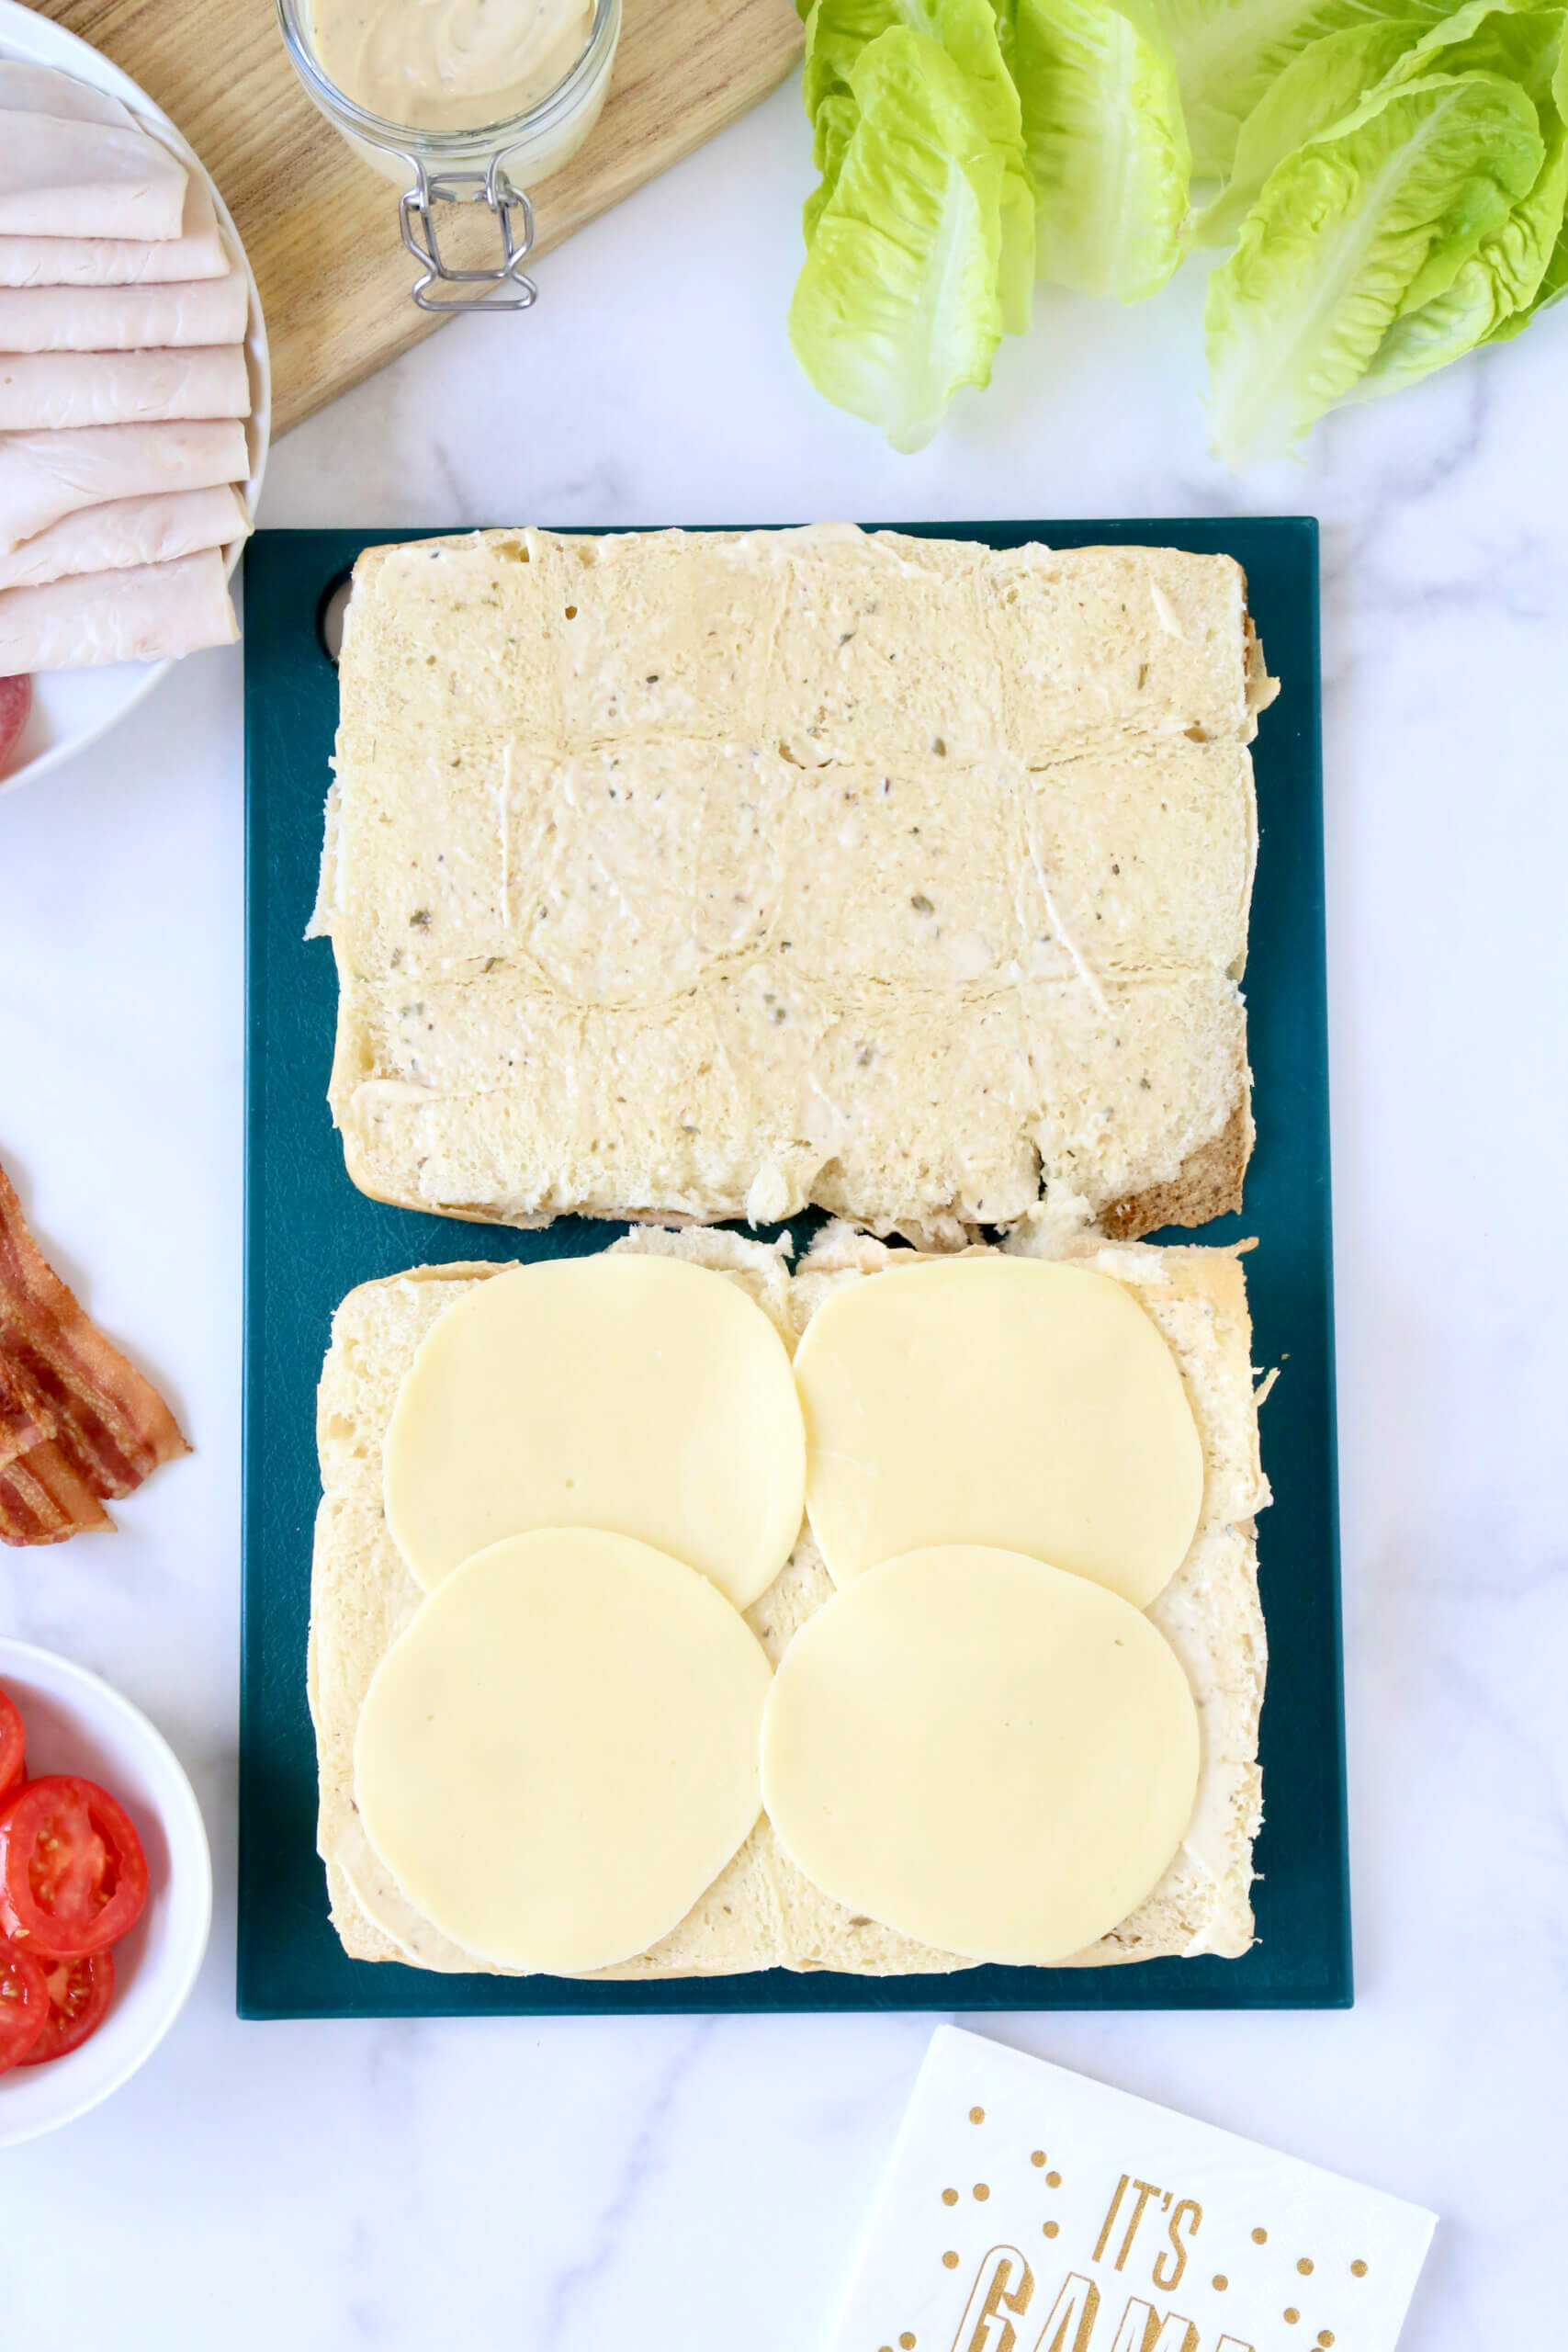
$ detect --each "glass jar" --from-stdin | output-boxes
[276,0,621,310]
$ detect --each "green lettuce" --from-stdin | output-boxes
[1011,0,1191,297]
[1156,0,1457,176]
[1204,69,1545,463]
[1357,6,1568,373]
[789,27,1009,447]
[1494,20,1568,328]
[1489,173,1568,330]
[1195,1,1560,235]
[1356,118,1568,379]
[804,90,859,241]
[1193,18,1431,241]
[801,0,1035,324]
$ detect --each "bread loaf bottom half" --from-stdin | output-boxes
[309,1223,1270,1979]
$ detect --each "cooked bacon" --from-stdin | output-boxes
[0,1159,187,1546]
[0,1438,114,1544]
[0,1350,54,1469]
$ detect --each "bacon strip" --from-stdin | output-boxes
[0,1439,114,1544]
[0,1351,55,1470]
[0,1159,187,1546]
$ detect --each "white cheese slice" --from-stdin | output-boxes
[759,1544,1200,1964]
[383,1253,806,1610]
[793,1255,1203,1607]
[353,1528,773,1975]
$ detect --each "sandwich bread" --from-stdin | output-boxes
[310,1223,1270,1978]
[313,526,1278,1246]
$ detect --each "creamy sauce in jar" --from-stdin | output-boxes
[307,0,596,130]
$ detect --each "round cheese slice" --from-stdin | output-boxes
[383,1253,806,1608]
[793,1256,1203,1606]
[760,1544,1200,1965]
[354,1527,773,1975]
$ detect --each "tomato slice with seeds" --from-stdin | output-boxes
[18,1946,115,2065]
[0,1774,149,1960]
[0,1930,49,2072]
[0,1687,23,1806]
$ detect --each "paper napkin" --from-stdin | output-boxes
[828,2029,1435,2352]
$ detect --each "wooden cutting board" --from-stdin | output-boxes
[40,0,803,435]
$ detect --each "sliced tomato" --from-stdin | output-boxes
[0,1687,23,1805]
[0,674,30,778]
[18,1946,115,2065]
[0,1930,49,2072]
[0,1775,149,1960]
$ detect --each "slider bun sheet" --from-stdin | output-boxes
[383,1252,806,1610]
[760,1544,1201,1965]
[794,1256,1204,1606]
[353,1527,773,1974]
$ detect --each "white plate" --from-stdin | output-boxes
[0,1638,212,2145]
[0,0,270,796]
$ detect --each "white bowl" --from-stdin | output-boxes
[0,0,271,798]
[0,1638,211,2147]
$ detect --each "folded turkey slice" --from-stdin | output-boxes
[0,175,230,288]
[0,269,248,352]
[0,113,187,243]
[0,62,136,127]
[0,482,247,590]
[0,344,250,429]
[0,71,229,285]
[0,547,237,670]
[0,418,249,549]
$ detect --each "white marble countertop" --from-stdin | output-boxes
[2,71,1565,2346]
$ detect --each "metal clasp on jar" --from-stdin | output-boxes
[398,154,537,312]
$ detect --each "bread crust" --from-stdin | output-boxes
[1101,1088,1254,1242]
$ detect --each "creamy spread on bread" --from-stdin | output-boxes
[314,526,1276,1240]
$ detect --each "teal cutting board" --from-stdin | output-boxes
[240,519,1348,2018]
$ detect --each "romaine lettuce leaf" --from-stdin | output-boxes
[1489,189,1568,327]
[1156,0,1457,176]
[1193,18,1429,242]
[805,91,860,241]
[804,0,1023,130]
[789,27,1008,448]
[1499,17,1568,326]
[1383,1,1564,98]
[1012,0,1191,297]
[802,0,1035,324]
[1204,68,1544,462]
[1356,109,1568,379]
[1361,7,1568,362]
